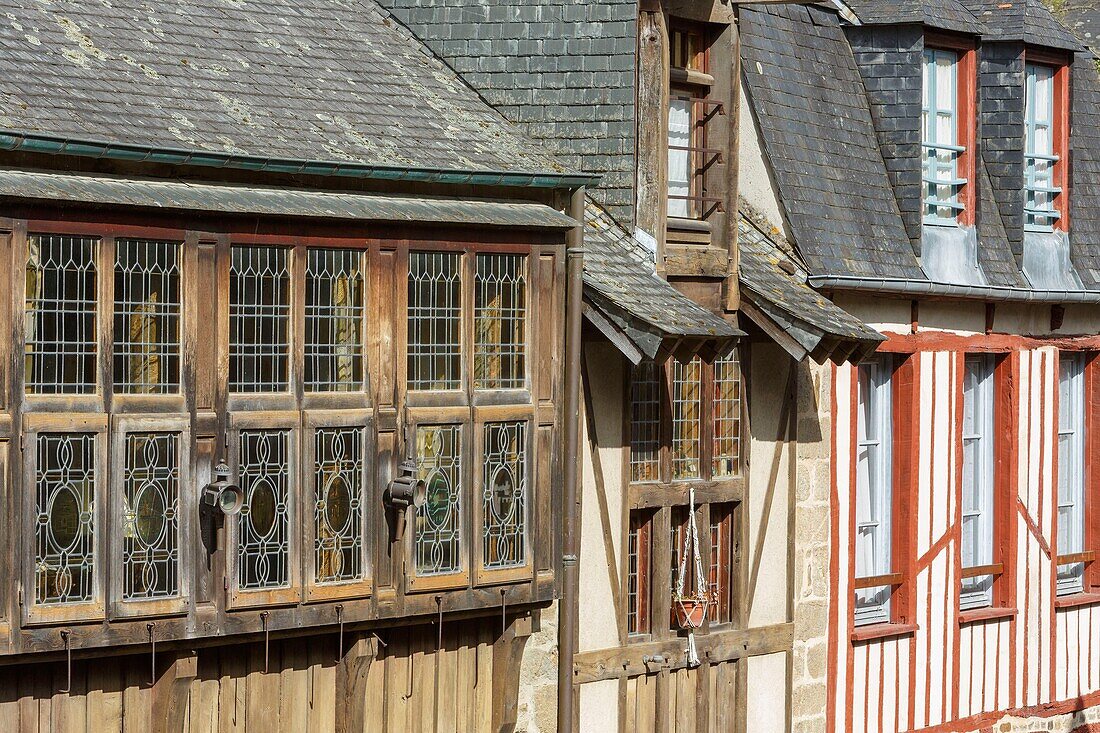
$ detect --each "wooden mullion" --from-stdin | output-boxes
[291,244,306,408]
[652,506,673,642]
[99,236,116,415]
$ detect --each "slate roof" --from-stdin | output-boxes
[843,0,984,35]
[1058,1,1100,53]
[0,0,566,176]
[583,201,742,359]
[740,3,924,281]
[0,169,577,229]
[961,0,1083,50]
[738,202,883,363]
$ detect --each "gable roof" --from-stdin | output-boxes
[740,3,923,281]
[961,0,1083,50]
[843,0,984,35]
[583,201,742,362]
[738,203,883,364]
[0,0,571,179]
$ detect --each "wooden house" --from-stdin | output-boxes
[739,1,1100,730]
[0,1,595,730]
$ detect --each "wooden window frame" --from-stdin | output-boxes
[852,355,918,633]
[626,509,654,638]
[1054,351,1100,600]
[957,352,1018,620]
[1023,48,1071,233]
[402,243,538,592]
[21,414,110,626]
[301,409,374,603]
[708,502,734,625]
[667,20,723,224]
[109,415,193,619]
[923,32,977,227]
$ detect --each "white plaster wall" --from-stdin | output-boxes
[577,341,626,654]
[747,343,793,628]
[738,77,793,241]
[746,652,790,732]
[578,679,620,732]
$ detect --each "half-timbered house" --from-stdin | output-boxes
[378,0,886,731]
[0,1,595,730]
[738,1,1100,730]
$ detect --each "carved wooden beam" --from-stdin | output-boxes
[151,649,198,733]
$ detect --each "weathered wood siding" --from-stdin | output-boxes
[0,622,499,733]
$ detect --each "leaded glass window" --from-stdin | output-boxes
[630,362,661,483]
[306,249,365,392]
[415,425,462,575]
[408,252,461,391]
[238,430,291,590]
[122,433,180,600]
[482,421,527,570]
[474,254,527,390]
[25,235,98,394]
[230,247,290,393]
[114,240,182,394]
[314,427,364,584]
[671,357,702,480]
[712,351,742,478]
[35,433,96,605]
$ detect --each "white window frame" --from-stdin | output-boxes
[922,48,966,225]
[961,355,996,610]
[855,357,894,626]
[1025,62,1062,232]
[1057,352,1087,596]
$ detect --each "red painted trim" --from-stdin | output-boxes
[847,365,858,733]
[1047,350,1058,702]
[850,622,919,643]
[826,362,840,733]
[1004,351,1022,709]
[1052,591,1100,610]
[879,331,1100,354]
[1085,354,1100,591]
[910,687,1100,733]
[958,605,1018,624]
[952,353,964,721]
[916,525,957,571]
[1018,497,1054,557]
[893,355,919,626]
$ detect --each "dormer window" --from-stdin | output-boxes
[921,37,975,226]
[1025,57,1069,232]
[667,24,723,222]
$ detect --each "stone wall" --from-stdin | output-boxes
[375,0,639,225]
[989,703,1100,732]
[790,359,833,733]
[516,603,560,733]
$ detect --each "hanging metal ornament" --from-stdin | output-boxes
[672,487,709,668]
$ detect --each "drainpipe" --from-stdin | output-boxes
[558,186,585,733]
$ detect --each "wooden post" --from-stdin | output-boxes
[725,14,743,313]
[336,634,378,733]
[636,0,670,273]
[492,614,534,733]
[151,650,198,733]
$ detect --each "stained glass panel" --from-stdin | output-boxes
[630,361,661,483]
[482,421,527,570]
[474,254,526,389]
[415,425,462,575]
[35,433,96,605]
[314,427,364,584]
[712,351,742,478]
[408,252,461,391]
[114,240,182,394]
[306,249,365,392]
[237,430,291,590]
[671,357,702,480]
[122,433,180,600]
[25,235,98,394]
[230,247,290,393]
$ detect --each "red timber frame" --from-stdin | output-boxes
[956,351,1020,624]
[1025,46,1072,233]
[1053,349,1100,608]
[849,353,919,643]
[925,30,978,227]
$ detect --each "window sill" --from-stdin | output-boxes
[850,622,918,643]
[1053,592,1100,610]
[959,606,1017,625]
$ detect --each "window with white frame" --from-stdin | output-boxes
[855,357,894,625]
[1057,352,1087,596]
[1025,62,1062,231]
[922,48,966,224]
[961,355,996,609]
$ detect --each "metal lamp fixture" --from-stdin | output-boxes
[202,461,244,516]
[383,459,426,510]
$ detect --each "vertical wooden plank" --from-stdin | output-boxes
[86,658,123,733]
[474,624,493,732]
[364,636,386,733]
[307,637,337,733]
[279,640,309,733]
[536,254,556,405]
[16,663,41,733]
[437,630,458,733]
[416,628,435,733]
[123,654,152,732]
[635,5,670,270]
[456,625,475,731]
[245,643,279,731]
[217,646,245,733]
[188,651,220,733]
[536,425,554,574]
